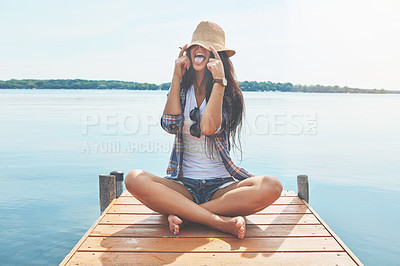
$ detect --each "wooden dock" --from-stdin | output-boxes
[60,189,362,265]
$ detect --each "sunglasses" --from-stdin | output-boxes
[190,107,201,138]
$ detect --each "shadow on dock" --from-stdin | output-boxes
[97,193,308,264]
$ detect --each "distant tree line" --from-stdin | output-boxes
[0,79,397,94]
[239,81,395,93]
[0,79,165,90]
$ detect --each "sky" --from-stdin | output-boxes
[1,0,399,90]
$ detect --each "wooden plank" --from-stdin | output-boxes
[79,236,344,252]
[114,195,304,205]
[120,190,131,196]
[67,252,356,266]
[91,224,331,237]
[120,189,298,197]
[100,214,168,225]
[302,200,363,266]
[100,213,321,225]
[59,198,118,266]
[107,204,311,214]
[114,196,142,204]
[281,190,297,196]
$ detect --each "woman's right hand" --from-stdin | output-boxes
[173,44,190,81]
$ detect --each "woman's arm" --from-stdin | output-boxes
[163,76,183,115]
[200,83,225,135]
[160,45,190,134]
[200,45,226,136]
[163,44,190,115]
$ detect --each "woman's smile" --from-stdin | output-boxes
[190,45,211,71]
[194,52,206,64]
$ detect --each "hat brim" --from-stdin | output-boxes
[187,41,235,57]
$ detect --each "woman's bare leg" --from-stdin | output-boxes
[124,169,245,238]
[169,176,283,234]
[201,175,283,216]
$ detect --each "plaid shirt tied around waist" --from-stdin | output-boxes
[160,87,255,180]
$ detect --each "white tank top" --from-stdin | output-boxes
[182,85,231,179]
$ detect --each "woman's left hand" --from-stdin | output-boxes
[207,45,225,79]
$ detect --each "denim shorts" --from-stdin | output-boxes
[164,176,238,204]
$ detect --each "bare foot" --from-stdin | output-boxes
[167,214,187,235]
[215,216,246,239]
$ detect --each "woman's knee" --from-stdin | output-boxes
[257,175,283,203]
[124,169,148,196]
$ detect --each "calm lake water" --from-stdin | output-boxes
[0,89,399,265]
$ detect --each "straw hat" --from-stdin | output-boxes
[187,21,235,57]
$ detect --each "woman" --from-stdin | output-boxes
[125,21,282,239]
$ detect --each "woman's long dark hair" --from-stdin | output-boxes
[181,48,244,161]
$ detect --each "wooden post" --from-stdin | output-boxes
[110,171,124,198]
[297,175,309,203]
[99,174,116,212]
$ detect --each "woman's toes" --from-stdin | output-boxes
[173,224,179,235]
[168,214,183,235]
[236,217,246,239]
